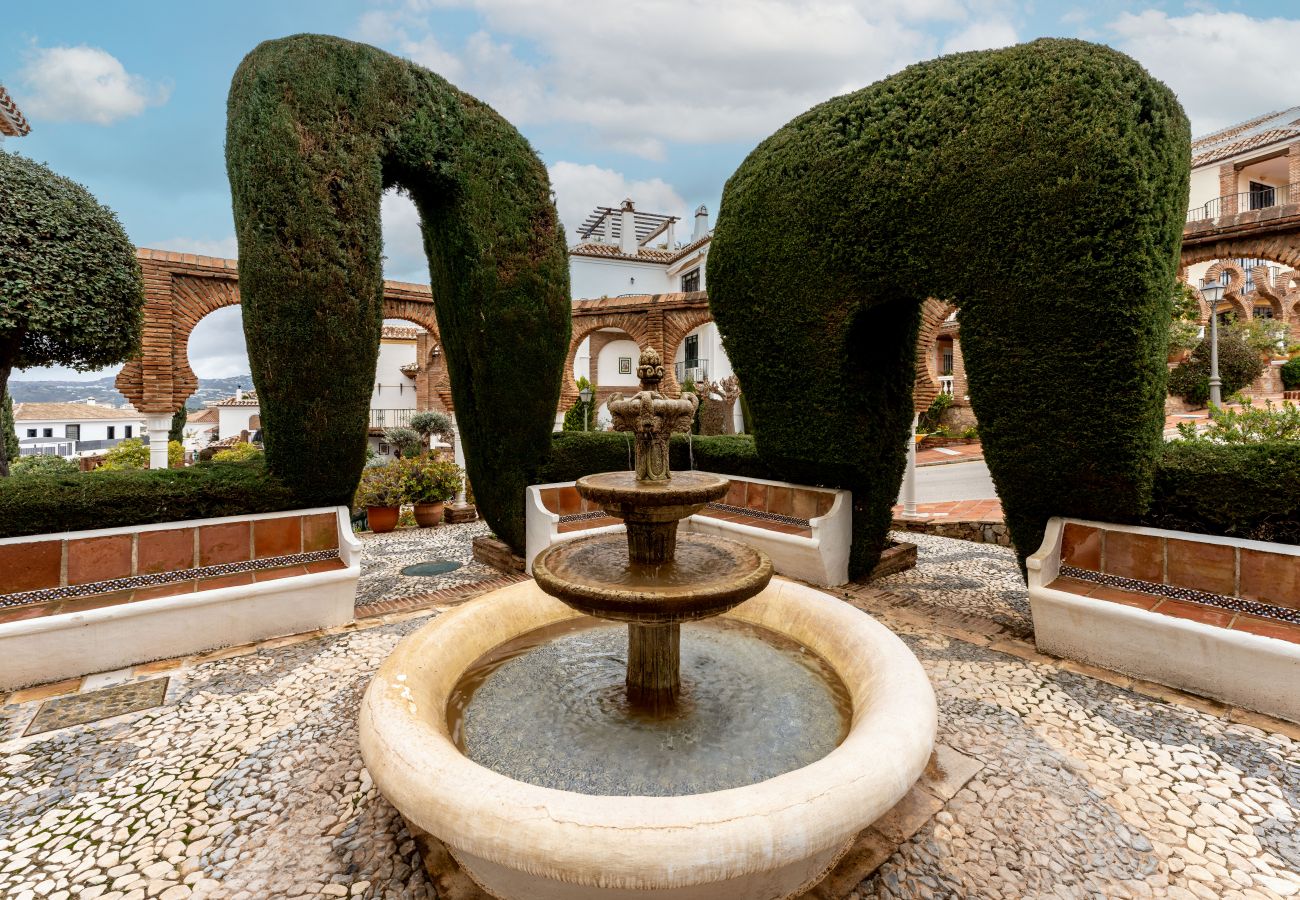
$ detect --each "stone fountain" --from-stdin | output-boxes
[360,347,938,899]
[531,346,773,711]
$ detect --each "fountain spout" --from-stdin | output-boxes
[607,347,697,483]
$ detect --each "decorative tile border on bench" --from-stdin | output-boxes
[1060,564,1300,626]
[704,502,810,529]
[556,510,612,525]
[0,549,342,610]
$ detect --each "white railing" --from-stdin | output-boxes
[938,376,955,396]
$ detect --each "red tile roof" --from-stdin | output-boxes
[13,402,142,421]
[0,85,29,137]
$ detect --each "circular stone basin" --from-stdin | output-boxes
[532,533,773,623]
[400,560,462,577]
[359,578,938,900]
[577,470,728,522]
[449,617,851,796]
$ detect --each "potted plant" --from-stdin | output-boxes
[355,462,405,533]
[400,455,463,527]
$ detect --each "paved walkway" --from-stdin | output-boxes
[1,534,1297,899]
[916,442,983,467]
[893,499,1003,523]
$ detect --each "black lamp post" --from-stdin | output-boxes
[579,386,594,432]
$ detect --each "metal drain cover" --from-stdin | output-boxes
[401,560,462,577]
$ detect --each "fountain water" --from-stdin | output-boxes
[531,347,773,711]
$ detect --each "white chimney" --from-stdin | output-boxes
[86,399,97,406]
[235,387,244,402]
[663,220,676,248]
[619,198,637,256]
[693,204,709,242]
[602,210,614,244]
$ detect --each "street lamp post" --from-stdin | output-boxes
[579,386,594,432]
[1208,306,1222,407]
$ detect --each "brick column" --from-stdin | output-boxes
[951,334,969,403]
[1219,163,1239,216]
[1289,142,1300,195]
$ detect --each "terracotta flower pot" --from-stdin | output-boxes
[414,501,445,528]
[367,506,400,533]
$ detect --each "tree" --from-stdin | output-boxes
[409,411,453,447]
[0,151,144,477]
[708,39,1188,576]
[384,426,424,458]
[562,377,596,432]
[1168,327,1266,407]
[96,438,149,471]
[1,392,17,470]
[226,35,569,553]
[168,406,187,444]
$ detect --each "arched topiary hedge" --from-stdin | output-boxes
[226,35,570,550]
[708,39,1189,577]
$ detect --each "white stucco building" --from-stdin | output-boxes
[14,402,146,458]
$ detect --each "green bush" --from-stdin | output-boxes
[0,459,298,539]
[398,454,461,503]
[226,35,569,554]
[384,426,424,459]
[1175,397,1300,444]
[562,376,596,432]
[354,462,406,508]
[97,438,149,471]
[534,432,774,485]
[1168,328,1265,407]
[918,393,952,433]
[1281,357,1300,391]
[10,455,79,477]
[708,39,1188,575]
[212,441,261,463]
[1138,441,1300,545]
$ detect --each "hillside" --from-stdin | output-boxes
[5,374,253,410]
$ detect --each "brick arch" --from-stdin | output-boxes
[562,314,653,409]
[1180,239,1300,272]
[913,299,958,415]
[381,293,455,412]
[662,308,716,397]
[1202,261,1254,321]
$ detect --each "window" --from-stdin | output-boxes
[125,425,133,438]
[42,428,53,438]
[681,268,701,292]
[25,428,35,438]
[685,334,699,366]
[1254,306,1275,320]
[379,442,391,455]
[1249,181,1276,210]
[66,424,80,441]
[107,426,116,439]
[941,350,954,376]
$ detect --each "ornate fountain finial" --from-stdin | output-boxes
[607,346,697,482]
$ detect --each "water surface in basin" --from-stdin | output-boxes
[447,617,851,796]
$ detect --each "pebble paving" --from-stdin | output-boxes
[0,535,1297,899]
[356,521,494,608]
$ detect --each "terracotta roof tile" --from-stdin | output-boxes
[13,402,142,421]
[0,85,30,137]
[1192,127,1300,168]
[213,391,258,408]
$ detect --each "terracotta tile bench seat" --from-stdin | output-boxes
[526,475,850,586]
[0,508,360,689]
[1028,517,1300,723]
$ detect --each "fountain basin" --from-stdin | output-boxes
[578,470,729,522]
[359,577,937,900]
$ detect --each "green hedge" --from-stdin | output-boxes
[226,34,570,554]
[0,461,297,539]
[708,39,1188,575]
[1138,441,1300,545]
[1281,357,1300,391]
[534,432,775,486]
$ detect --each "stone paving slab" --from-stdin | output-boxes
[25,679,169,736]
[0,543,1297,899]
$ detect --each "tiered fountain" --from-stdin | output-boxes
[360,348,937,899]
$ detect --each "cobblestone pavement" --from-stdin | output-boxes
[1,545,1297,899]
[356,521,494,608]
[875,531,1032,638]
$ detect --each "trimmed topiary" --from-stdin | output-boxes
[226,34,570,552]
[1168,328,1265,407]
[0,151,144,477]
[708,39,1189,575]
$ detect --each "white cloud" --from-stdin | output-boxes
[548,162,688,245]
[1108,11,1300,137]
[381,189,431,283]
[941,19,1017,54]
[356,0,1016,157]
[19,45,170,125]
[187,305,249,379]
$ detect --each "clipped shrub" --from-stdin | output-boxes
[1168,328,1265,407]
[0,151,145,477]
[10,455,79,477]
[1138,441,1300,545]
[227,34,569,554]
[384,426,424,459]
[212,441,261,463]
[0,459,297,539]
[399,454,462,503]
[1281,357,1300,391]
[97,438,149,471]
[708,39,1188,575]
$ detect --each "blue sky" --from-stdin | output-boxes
[4,0,1299,379]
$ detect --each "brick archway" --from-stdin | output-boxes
[661,306,715,395]
[562,315,653,409]
[1201,261,1256,321]
[117,249,448,416]
[913,299,959,414]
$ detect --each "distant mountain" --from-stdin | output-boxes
[5,374,254,410]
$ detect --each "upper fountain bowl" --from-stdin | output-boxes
[578,470,729,522]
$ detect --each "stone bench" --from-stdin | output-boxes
[526,474,851,586]
[0,507,360,689]
[1028,517,1300,722]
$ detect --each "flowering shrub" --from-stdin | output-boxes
[399,454,462,504]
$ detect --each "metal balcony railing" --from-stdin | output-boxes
[1187,183,1296,223]
[675,359,709,384]
[369,409,418,429]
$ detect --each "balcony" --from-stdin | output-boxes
[674,359,709,384]
[1187,183,1296,223]
[369,409,418,430]
[938,375,955,396]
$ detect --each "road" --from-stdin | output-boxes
[902,459,998,504]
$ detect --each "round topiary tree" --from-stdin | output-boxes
[226,35,570,552]
[708,39,1189,575]
[1168,328,1266,407]
[0,151,144,476]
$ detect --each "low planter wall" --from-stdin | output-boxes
[0,507,360,689]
